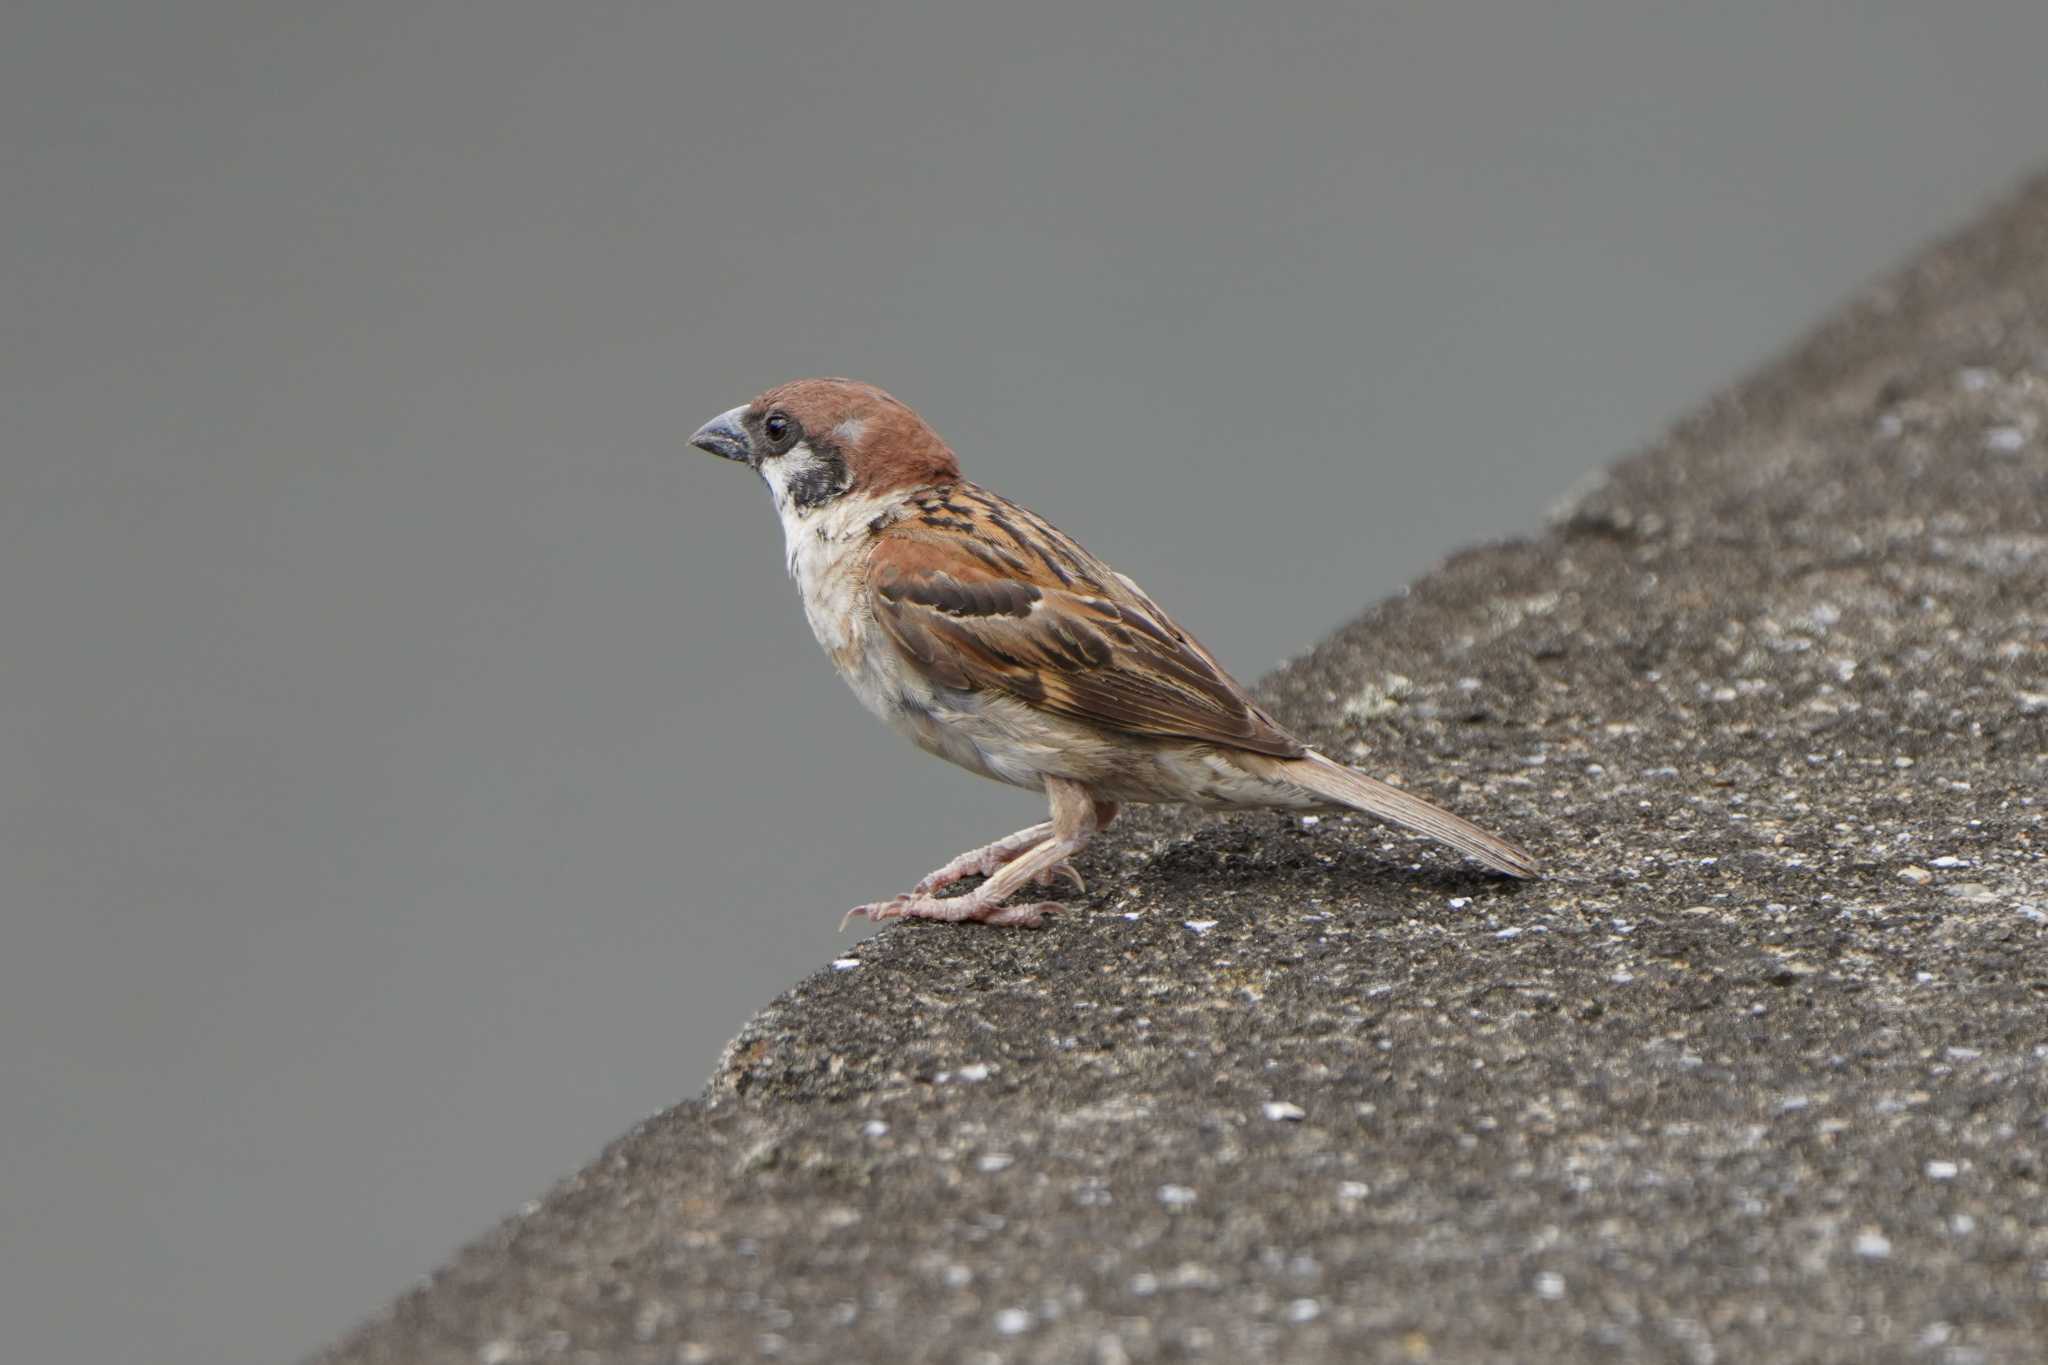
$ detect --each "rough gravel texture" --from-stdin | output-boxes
[315,176,2048,1365]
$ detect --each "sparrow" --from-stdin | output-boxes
[690,378,1538,928]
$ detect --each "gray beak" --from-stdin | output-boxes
[689,406,752,463]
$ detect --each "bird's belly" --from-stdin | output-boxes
[824,626,1043,791]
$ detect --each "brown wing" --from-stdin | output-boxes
[868,484,1306,759]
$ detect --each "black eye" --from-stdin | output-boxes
[763,411,792,444]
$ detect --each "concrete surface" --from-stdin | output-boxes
[314,174,2048,1364]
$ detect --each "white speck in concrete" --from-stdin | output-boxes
[1985,425,2027,453]
[1158,1184,1197,1209]
[1263,1101,1306,1122]
[994,1308,1033,1335]
[862,1120,888,1138]
[1285,1298,1323,1323]
[977,1152,1014,1173]
[1926,1160,1959,1180]
[956,1063,992,1082]
[1184,920,1218,935]
[831,958,862,971]
[1534,1271,1566,1300]
[1853,1228,1892,1259]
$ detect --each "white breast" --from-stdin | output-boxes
[774,488,892,656]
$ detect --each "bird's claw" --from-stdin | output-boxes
[1034,862,1085,893]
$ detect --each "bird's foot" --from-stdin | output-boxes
[841,893,1066,930]
[908,823,1054,896]
[844,796,1101,931]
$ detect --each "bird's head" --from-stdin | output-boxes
[689,378,961,512]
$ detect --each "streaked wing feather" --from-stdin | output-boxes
[869,487,1305,758]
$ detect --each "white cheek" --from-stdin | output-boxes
[756,448,797,507]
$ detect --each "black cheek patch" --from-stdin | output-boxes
[786,448,851,510]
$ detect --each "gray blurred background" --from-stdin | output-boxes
[5,4,2047,1362]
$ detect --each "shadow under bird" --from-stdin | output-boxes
[690,378,1538,928]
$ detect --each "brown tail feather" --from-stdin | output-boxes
[1240,750,1540,878]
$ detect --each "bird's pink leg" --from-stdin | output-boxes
[907,822,1053,895]
[845,782,1116,929]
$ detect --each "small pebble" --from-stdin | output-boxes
[994,1308,1033,1336]
[831,958,862,971]
[956,1063,992,1082]
[1263,1101,1306,1122]
[1853,1229,1892,1259]
[1898,866,1933,885]
[1926,1160,1959,1180]
[977,1152,1014,1173]
[862,1121,889,1138]
[1285,1298,1323,1323]
[1534,1271,1566,1301]
[1184,920,1218,935]
[1158,1184,1198,1209]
